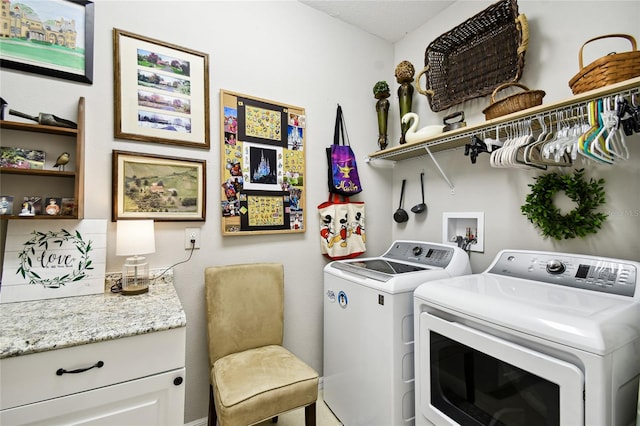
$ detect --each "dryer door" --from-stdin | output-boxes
[416,311,584,426]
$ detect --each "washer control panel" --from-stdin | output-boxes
[488,250,639,297]
[383,240,456,268]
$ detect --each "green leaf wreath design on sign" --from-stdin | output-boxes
[521,169,607,240]
[17,229,94,288]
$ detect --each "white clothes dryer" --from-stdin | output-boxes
[323,240,471,426]
[414,249,640,426]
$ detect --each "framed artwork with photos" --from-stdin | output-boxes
[113,29,210,149]
[0,0,94,84]
[112,150,206,221]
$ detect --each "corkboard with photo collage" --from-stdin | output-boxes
[220,90,305,235]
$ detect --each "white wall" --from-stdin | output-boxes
[391,0,640,272]
[1,0,639,423]
[1,0,394,422]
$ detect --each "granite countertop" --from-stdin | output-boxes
[0,271,186,359]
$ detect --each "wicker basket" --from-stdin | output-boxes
[569,34,640,95]
[416,0,529,112]
[482,82,545,120]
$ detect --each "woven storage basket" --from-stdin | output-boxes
[416,0,528,112]
[482,82,545,120]
[569,34,640,95]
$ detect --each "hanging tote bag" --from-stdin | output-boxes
[318,194,366,260]
[327,105,363,196]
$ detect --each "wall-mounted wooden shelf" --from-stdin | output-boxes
[0,97,85,219]
[0,168,76,178]
[368,77,640,162]
[0,121,78,136]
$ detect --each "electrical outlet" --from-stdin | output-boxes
[185,227,201,249]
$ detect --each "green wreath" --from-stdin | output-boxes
[521,169,607,240]
[17,229,94,288]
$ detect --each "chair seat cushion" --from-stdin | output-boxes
[213,345,318,410]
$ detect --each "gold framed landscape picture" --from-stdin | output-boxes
[112,150,206,221]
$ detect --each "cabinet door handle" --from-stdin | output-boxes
[56,360,104,376]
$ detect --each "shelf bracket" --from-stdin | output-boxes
[424,146,455,193]
[365,157,396,168]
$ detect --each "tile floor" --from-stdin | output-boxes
[255,391,342,426]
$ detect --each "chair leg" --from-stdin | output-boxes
[208,385,218,426]
[305,402,316,426]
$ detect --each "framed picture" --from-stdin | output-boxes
[44,197,63,216]
[113,29,210,149]
[220,90,306,236]
[0,147,45,169]
[0,0,94,84]
[0,195,14,216]
[112,150,206,221]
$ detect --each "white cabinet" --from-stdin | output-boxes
[1,369,184,426]
[0,327,186,426]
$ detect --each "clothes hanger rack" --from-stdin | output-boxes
[466,87,638,167]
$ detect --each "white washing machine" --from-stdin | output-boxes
[323,240,471,426]
[414,249,640,426]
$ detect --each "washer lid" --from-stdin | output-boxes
[327,260,455,294]
[414,273,640,355]
[324,240,472,294]
[332,258,429,281]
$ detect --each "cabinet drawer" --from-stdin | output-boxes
[0,327,185,410]
[1,368,185,426]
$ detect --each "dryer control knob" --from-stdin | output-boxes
[412,246,423,256]
[546,259,566,274]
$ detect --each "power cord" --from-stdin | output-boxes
[110,240,196,293]
[153,240,196,281]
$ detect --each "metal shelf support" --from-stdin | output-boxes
[425,146,455,193]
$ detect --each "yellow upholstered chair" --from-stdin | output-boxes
[205,263,319,426]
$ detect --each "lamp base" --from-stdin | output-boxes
[121,285,149,296]
[121,255,150,296]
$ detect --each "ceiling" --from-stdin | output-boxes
[298,1,455,43]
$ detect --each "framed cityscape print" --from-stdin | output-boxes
[0,0,94,84]
[112,150,206,221]
[220,90,306,235]
[113,29,210,149]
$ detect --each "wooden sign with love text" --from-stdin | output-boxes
[1,219,107,303]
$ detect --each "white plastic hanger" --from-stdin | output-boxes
[587,99,615,164]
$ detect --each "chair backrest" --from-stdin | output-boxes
[205,263,284,367]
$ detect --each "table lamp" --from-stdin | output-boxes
[116,220,155,295]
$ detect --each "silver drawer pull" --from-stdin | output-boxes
[56,360,104,376]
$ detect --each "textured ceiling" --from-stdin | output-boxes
[298,1,455,43]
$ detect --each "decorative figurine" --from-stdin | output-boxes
[395,60,415,145]
[19,201,35,216]
[8,108,77,128]
[373,81,390,150]
[54,152,70,171]
[45,198,61,215]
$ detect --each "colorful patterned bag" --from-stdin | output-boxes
[318,194,366,260]
[327,105,363,196]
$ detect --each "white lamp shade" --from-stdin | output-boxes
[116,220,156,256]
